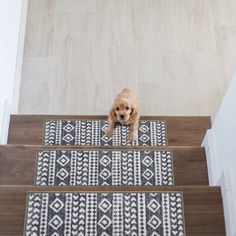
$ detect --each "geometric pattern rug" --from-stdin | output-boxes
[44,120,167,146]
[24,192,185,236]
[35,150,174,186]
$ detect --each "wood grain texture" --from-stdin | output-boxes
[0,145,208,186]
[19,0,236,116]
[7,115,211,146]
[0,185,225,236]
[24,0,56,57]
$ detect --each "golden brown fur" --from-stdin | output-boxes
[106,88,140,141]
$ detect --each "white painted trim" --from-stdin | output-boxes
[218,170,236,236]
[0,0,28,143]
[203,129,236,235]
[0,100,11,144]
[12,0,28,113]
[202,129,219,185]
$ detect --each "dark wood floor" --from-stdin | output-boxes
[8,115,211,146]
[0,185,225,236]
[0,145,208,186]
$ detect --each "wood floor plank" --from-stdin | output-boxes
[0,145,208,186]
[0,185,225,236]
[7,115,211,146]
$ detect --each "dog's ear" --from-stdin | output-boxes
[130,105,138,122]
[109,105,117,121]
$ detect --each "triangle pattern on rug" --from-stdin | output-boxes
[24,192,185,236]
[44,120,167,146]
[35,150,174,186]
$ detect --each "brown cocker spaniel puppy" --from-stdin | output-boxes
[106,88,140,141]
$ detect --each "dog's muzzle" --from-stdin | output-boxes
[120,114,125,120]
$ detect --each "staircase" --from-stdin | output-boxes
[0,115,226,235]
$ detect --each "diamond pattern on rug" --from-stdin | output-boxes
[24,192,185,236]
[35,150,174,186]
[44,120,167,146]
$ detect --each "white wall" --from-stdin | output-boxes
[0,0,27,143]
[203,73,236,236]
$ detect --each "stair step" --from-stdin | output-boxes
[2,114,226,235]
[0,145,208,186]
[26,191,185,235]
[8,115,211,146]
[0,185,225,236]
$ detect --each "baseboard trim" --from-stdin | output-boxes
[202,129,219,185]
[12,0,28,113]
[0,100,11,144]
[218,170,236,236]
[203,130,236,236]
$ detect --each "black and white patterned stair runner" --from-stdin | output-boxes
[35,150,174,186]
[24,192,185,236]
[44,120,167,146]
[28,119,186,235]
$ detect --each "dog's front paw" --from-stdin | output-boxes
[105,129,113,138]
[128,132,138,142]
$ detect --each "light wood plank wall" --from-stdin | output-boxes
[19,0,236,116]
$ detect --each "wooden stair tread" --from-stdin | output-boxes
[8,115,211,146]
[1,114,226,235]
[0,145,208,186]
[0,185,225,236]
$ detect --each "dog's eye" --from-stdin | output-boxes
[126,106,129,110]
[115,107,119,111]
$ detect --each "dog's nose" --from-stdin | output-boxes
[120,114,125,120]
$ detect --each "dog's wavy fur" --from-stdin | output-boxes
[106,88,140,141]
